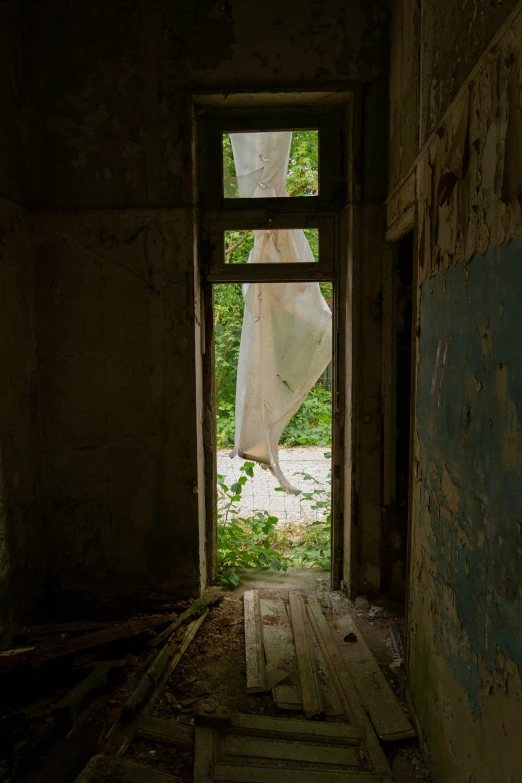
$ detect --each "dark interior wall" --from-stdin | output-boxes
[419,0,520,141]
[13,0,389,602]
[387,2,522,780]
[0,3,44,624]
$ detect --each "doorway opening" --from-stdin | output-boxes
[383,229,414,606]
[197,94,352,591]
[214,277,333,589]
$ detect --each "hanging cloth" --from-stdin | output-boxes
[228,132,332,493]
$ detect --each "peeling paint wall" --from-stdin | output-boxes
[6,0,389,602]
[419,0,519,142]
[388,4,522,780]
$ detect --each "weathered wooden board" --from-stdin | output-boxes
[288,591,323,719]
[75,755,184,782]
[308,613,344,718]
[334,614,415,742]
[306,598,394,782]
[244,590,266,693]
[259,597,300,710]
[132,714,194,748]
[194,713,384,782]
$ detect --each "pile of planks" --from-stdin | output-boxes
[244,590,415,741]
[0,589,223,783]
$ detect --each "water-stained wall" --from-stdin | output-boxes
[388,3,522,780]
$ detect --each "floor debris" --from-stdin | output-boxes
[1,571,433,782]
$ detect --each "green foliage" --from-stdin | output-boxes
[217,456,331,588]
[217,462,289,588]
[280,386,331,447]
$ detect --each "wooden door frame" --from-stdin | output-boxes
[194,91,356,591]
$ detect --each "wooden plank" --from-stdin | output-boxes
[19,620,113,636]
[149,587,223,648]
[146,611,208,711]
[193,724,215,783]
[224,734,361,766]
[228,713,363,740]
[243,590,265,693]
[259,597,301,710]
[106,614,207,757]
[29,614,174,665]
[39,692,113,783]
[133,714,194,748]
[212,767,380,783]
[122,611,208,723]
[334,614,415,741]
[308,613,344,717]
[306,598,394,782]
[288,592,323,719]
[75,755,185,782]
[53,661,122,730]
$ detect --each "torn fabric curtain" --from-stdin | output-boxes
[228,132,332,493]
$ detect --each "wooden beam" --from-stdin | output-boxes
[148,588,223,648]
[243,590,266,694]
[75,755,185,782]
[334,614,415,741]
[132,714,194,748]
[260,597,301,710]
[288,592,323,719]
[306,598,393,781]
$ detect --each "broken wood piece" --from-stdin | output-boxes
[306,597,394,781]
[194,713,390,782]
[260,597,301,710]
[120,611,208,724]
[75,755,185,782]
[148,587,223,649]
[334,614,415,742]
[264,664,290,691]
[244,590,266,693]
[132,714,194,748]
[288,591,324,719]
[38,692,113,783]
[25,613,175,666]
[19,620,113,637]
[53,660,124,731]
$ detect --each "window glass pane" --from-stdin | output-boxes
[223,130,318,198]
[225,228,319,264]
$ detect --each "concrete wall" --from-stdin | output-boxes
[387,3,522,780]
[14,0,389,601]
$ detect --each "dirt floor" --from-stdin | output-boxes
[148,568,433,783]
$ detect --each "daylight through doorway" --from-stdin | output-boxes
[214,280,333,589]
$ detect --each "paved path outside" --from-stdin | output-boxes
[217,446,331,523]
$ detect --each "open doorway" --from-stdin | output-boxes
[214,278,333,588]
[197,95,351,591]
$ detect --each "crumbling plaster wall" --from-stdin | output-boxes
[387,3,522,780]
[21,0,389,599]
[0,3,44,624]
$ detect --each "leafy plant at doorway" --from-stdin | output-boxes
[217,459,331,589]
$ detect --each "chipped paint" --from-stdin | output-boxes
[388,5,522,781]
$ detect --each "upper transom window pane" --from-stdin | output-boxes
[223,130,319,199]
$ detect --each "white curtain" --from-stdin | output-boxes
[228,132,332,493]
